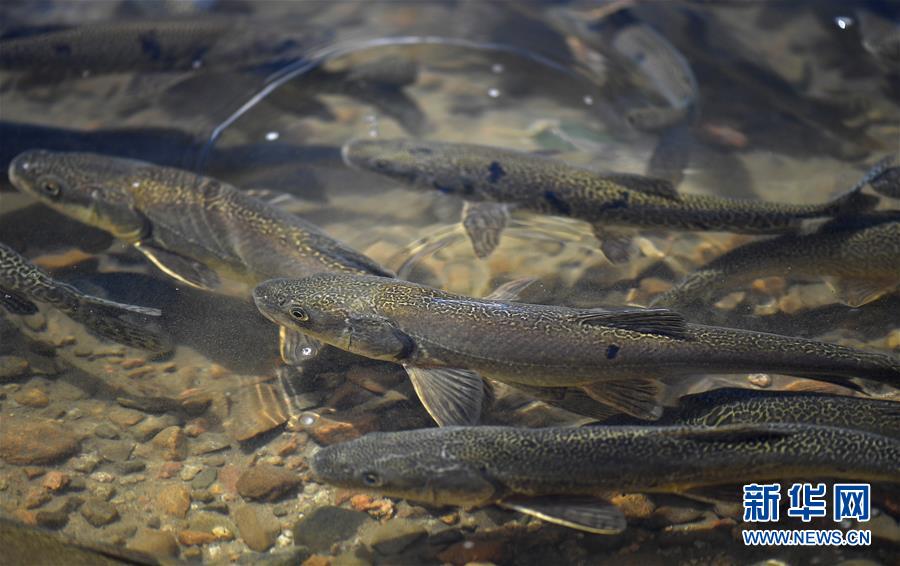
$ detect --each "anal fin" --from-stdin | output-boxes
[279,326,322,366]
[135,242,220,290]
[824,276,898,308]
[500,496,626,535]
[405,366,485,426]
[582,378,664,420]
[462,201,511,259]
[483,277,540,302]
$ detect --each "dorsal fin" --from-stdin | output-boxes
[573,308,688,339]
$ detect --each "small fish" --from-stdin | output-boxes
[653,214,900,310]
[8,150,393,365]
[1,516,157,565]
[613,387,900,439]
[253,273,900,425]
[0,241,170,353]
[342,139,877,262]
[311,423,900,534]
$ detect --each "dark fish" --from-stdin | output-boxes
[1,517,157,565]
[253,273,900,425]
[342,139,877,262]
[8,150,392,365]
[653,215,900,310]
[0,242,169,353]
[311,423,900,534]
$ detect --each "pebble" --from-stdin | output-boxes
[41,471,70,492]
[0,356,29,381]
[90,471,115,483]
[90,484,116,501]
[236,464,301,502]
[886,329,900,350]
[180,464,202,481]
[70,454,102,473]
[116,460,147,475]
[748,373,772,388]
[107,407,145,428]
[611,494,656,519]
[131,414,178,442]
[362,519,427,555]
[191,433,231,455]
[191,468,217,490]
[292,506,371,553]
[152,426,187,461]
[307,413,378,445]
[437,539,505,564]
[233,504,282,552]
[158,483,192,518]
[93,423,120,439]
[0,416,80,465]
[24,487,51,509]
[13,387,49,408]
[178,530,218,546]
[80,497,120,527]
[128,528,179,558]
[158,461,183,479]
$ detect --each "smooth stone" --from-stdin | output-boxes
[128,528,179,558]
[131,415,178,442]
[236,464,301,502]
[157,483,191,518]
[292,506,371,553]
[80,498,120,527]
[0,356,29,381]
[0,416,80,465]
[362,519,427,555]
[151,426,187,461]
[191,433,231,455]
[93,423,120,439]
[115,460,146,475]
[191,467,217,490]
[233,504,281,552]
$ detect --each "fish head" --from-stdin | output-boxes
[311,429,498,507]
[253,273,410,361]
[342,138,489,199]
[9,150,148,242]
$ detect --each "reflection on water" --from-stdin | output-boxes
[1,1,898,564]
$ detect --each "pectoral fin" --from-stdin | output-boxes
[279,326,322,366]
[0,288,39,315]
[483,277,540,302]
[135,242,220,291]
[500,496,626,535]
[825,276,898,308]
[591,226,633,264]
[573,308,688,339]
[70,309,171,353]
[581,378,664,420]
[77,292,162,318]
[405,366,485,426]
[462,201,511,259]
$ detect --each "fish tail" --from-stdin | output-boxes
[70,297,171,353]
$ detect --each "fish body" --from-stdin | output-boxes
[0,242,169,352]
[253,273,900,422]
[343,139,876,259]
[654,215,900,310]
[312,423,900,533]
[8,150,392,363]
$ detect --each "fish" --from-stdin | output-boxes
[1,517,158,565]
[859,155,900,200]
[311,422,900,534]
[8,150,394,365]
[611,387,900,439]
[252,273,900,425]
[342,138,877,262]
[0,241,170,353]
[652,214,900,310]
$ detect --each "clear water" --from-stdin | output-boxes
[1,1,898,564]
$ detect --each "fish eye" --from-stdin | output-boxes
[289,306,309,321]
[39,178,62,198]
[361,471,381,486]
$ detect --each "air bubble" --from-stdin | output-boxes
[265,131,280,141]
[487,88,500,98]
[834,16,853,29]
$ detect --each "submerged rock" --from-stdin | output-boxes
[128,528,180,558]
[0,416,80,465]
[292,506,371,553]
[234,504,282,552]
[236,464,301,502]
[157,483,192,518]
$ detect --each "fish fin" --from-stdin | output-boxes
[591,226,633,263]
[823,185,880,216]
[581,378,664,421]
[70,309,172,353]
[824,276,897,308]
[852,154,896,193]
[244,188,310,214]
[279,326,322,366]
[135,242,220,291]
[673,423,794,443]
[461,201,510,259]
[74,290,162,318]
[0,288,39,315]
[500,496,626,535]
[604,173,681,200]
[483,277,540,302]
[509,384,621,421]
[573,308,688,339]
[405,366,485,426]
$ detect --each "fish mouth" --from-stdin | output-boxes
[7,150,42,190]
[251,284,282,324]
